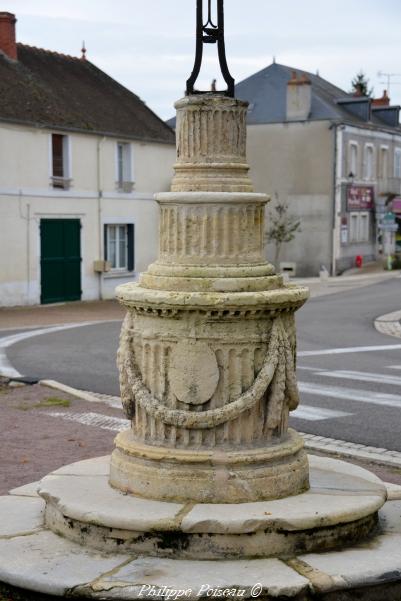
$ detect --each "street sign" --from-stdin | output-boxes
[379,223,398,232]
[379,211,398,232]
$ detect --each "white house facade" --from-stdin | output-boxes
[0,12,176,306]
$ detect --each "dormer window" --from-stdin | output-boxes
[116,142,134,193]
[51,133,71,190]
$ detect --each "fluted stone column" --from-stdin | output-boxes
[110,95,310,503]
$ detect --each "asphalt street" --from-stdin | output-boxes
[2,276,401,450]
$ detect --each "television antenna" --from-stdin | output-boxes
[377,71,401,94]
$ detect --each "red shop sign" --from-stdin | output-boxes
[347,185,374,210]
[392,197,401,214]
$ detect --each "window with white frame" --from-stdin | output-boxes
[363,144,375,180]
[394,148,401,178]
[380,146,389,179]
[51,133,70,189]
[104,224,135,271]
[348,142,358,178]
[116,142,133,192]
[349,212,370,243]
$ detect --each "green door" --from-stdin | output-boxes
[40,219,82,304]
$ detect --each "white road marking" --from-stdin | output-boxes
[387,365,401,370]
[319,370,401,387]
[47,411,127,431]
[297,366,324,372]
[299,381,401,408]
[291,405,351,421]
[0,321,117,378]
[299,343,401,357]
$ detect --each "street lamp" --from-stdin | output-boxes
[186,0,235,97]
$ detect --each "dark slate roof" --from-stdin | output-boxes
[0,44,175,144]
[166,62,400,131]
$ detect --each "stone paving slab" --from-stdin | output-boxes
[182,457,386,534]
[38,473,185,532]
[73,556,309,600]
[298,530,401,591]
[0,529,130,597]
[0,496,44,536]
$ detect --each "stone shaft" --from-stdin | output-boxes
[172,95,252,193]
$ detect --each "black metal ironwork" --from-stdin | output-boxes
[186,0,235,97]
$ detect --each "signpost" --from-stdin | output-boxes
[379,212,398,269]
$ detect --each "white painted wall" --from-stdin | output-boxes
[0,122,175,306]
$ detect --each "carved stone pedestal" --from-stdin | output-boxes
[110,95,310,503]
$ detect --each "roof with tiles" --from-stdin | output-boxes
[167,62,400,131]
[0,44,175,144]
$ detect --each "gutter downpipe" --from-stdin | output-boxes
[331,123,338,276]
[97,136,106,300]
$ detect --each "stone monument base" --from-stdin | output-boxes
[39,454,383,560]
[109,429,309,504]
[2,454,399,600]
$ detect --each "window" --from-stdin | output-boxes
[116,142,133,192]
[349,212,370,243]
[51,134,70,189]
[380,146,389,179]
[363,144,375,180]
[348,142,358,177]
[104,224,134,271]
[394,148,401,178]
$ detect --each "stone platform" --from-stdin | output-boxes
[37,454,384,559]
[2,455,401,599]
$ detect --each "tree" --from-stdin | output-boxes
[266,195,301,270]
[351,71,373,97]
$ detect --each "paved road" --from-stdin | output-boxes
[3,277,401,449]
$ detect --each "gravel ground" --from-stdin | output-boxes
[0,377,125,494]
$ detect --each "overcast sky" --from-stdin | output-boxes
[5,1,401,120]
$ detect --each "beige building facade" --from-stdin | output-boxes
[236,64,401,275]
[0,12,175,306]
[0,123,175,305]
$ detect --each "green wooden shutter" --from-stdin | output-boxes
[104,225,108,260]
[127,224,135,271]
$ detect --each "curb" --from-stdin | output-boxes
[374,309,401,339]
[39,380,401,470]
[300,431,401,469]
[39,379,121,409]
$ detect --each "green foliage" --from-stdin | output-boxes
[267,197,301,269]
[35,397,71,408]
[351,71,373,97]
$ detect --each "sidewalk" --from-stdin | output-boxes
[0,299,124,330]
[292,263,400,298]
[0,264,399,330]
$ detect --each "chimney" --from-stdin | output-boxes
[372,90,390,107]
[286,71,312,121]
[0,12,17,60]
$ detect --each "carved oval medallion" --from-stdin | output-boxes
[170,341,219,405]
